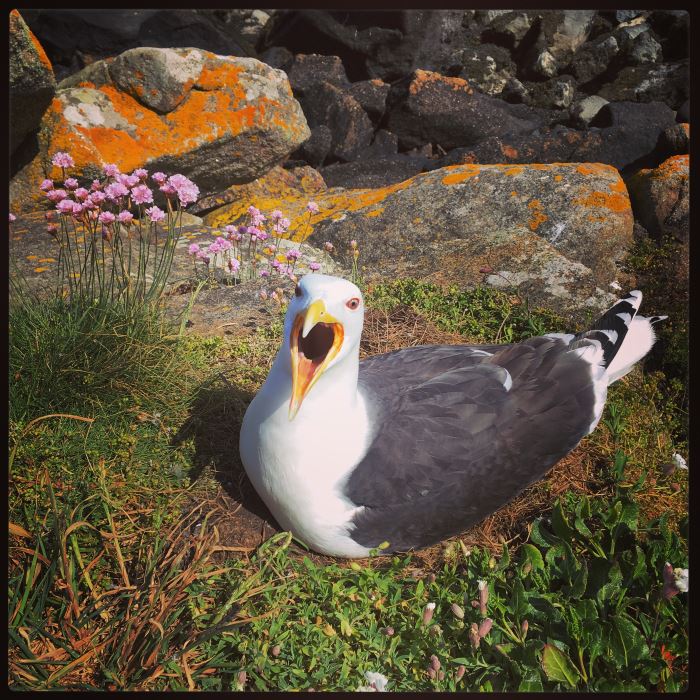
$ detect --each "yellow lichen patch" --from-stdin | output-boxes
[39,258,56,263]
[554,175,563,182]
[504,165,524,177]
[409,69,473,96]
[33,267,49,273]
[527,199,548,231]
[510,191,518,197]
[652,154,689,180]
[197,61,244,91]
[26,255,38,261]
[574,190,630,213]
[366,208,384,218]
[441,165,481,185]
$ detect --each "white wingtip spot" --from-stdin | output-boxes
[616,312,632,324]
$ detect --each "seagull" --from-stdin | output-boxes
[240,274,667,558]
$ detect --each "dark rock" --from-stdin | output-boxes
[647,11,689,61]
[501,77,529,103]
[676,100,689,123]
[658,123,689,157]
[626,29,662,65]
[296,82,373,162]
[348,79,390,123]
[9,10,56,156]
[453,43,515,96]
[481,11,533,51]
[260,45,293,71]
[437,101,676,173]
[137,10,256,58]
[524,75,575,110]
[320,154,430,189]
[386,70,544,151]
[569,34,619,84]
[292,126,333,168]
[261,10,479,83]
[213,9,273,46]
[627,155,689,243]
[364,130,399,157]
[287,53,350,93]
[597,61,689,110]
[537,10,597,63]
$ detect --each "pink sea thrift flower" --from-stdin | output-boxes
[307,201,319,214]
[260,269,270,278]
[151,171,167,185]
[105,182,129,201]
[90,179,103,191]
[40,178,54,191]
[286,249,301,261]
[188,243,200,256]
[324,241,334,252]
[228,258,240,273]
[98,211,116,224]
[63,177,79,190]
[117,210,134,224]
[9,213,17,222]
[119,173,140,189]
[131,184,154,205]
[74,187,89,201]
[146,205,166,223]
[350,239,358,249]
[209,241,222,254]
[103,163,120,178]
[88,191,107,206]
[51,152,74,169]
[271,209,283,221]
[167,174,199,206]
[56,198,76,214]
[46,189,68,202]
[132,168,148,180]
[309,262,321,271]
[225,225,238,237]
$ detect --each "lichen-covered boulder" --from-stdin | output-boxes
[9,9,56,155]
[12,48,310,209]
[627,155,689,243]
[203,161,634,312]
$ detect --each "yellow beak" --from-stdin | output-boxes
[289,300,344,420]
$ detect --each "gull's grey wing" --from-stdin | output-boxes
[346,337,597,551]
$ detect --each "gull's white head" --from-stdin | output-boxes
[282,273,364,420]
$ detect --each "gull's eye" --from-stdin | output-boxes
[346,297,360,310]
[294,285,302,298]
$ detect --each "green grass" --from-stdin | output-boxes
[9,280,688,690]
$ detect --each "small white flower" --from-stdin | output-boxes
[610,280,622,291]
[364,672,388,692]
[673,568,689,593]
[477,579,487,591]
[672,453,688,470]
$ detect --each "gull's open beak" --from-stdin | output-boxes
[289,299,344,420]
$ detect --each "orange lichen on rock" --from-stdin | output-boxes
[441,164,481,185]
[366,208,384,217]
[409,69,473,96]
[576,163,618,177]
[196,61,244,91]
[504,165,524,176]
[651,154,689,180]
[527,199,548,231]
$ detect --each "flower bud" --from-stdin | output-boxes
[438,670,445,681]
[383,626,395,636]
[427,667,436,680]
[271,644,281,657]
[521,620,529,639]
[451,603,464,620]
[422,602,435,625]
[427,573,436,583]
[478,618,493,638]
[478,580,489,616]
[479,265,494,274]
[430,655,441,672]
[522,561,532,575]
[428,624,442,637]
[455,665,466,681]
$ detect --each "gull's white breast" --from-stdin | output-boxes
[239,364,375,557]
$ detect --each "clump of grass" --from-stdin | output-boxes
[365,279,566,343]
